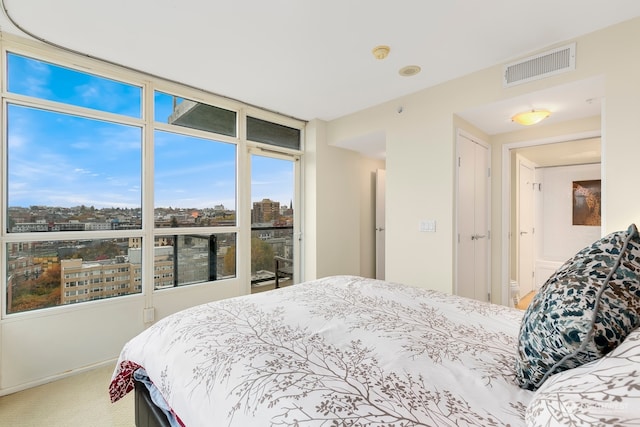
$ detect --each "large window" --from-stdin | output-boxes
[4,53,144,314]
[152,90,240,288]
[2,48,302,315]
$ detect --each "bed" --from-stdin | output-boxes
[109,269,640,426]
[110,275,532,425]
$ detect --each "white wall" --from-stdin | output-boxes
[324,17,640,301]
[532,163,601,287]
[0,277,241,394]
[539,164,602,262]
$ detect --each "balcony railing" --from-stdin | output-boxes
[250,225,294,290]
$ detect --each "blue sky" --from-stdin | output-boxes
[7,53,294,211]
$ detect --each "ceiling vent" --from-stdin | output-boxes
[503,42,576,87]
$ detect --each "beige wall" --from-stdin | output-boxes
[304,119,384,281]
[320,17,640,301]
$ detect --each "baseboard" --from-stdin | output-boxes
[0,358,117,397]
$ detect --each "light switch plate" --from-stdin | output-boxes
[419,219,436,232]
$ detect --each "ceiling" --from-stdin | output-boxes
[513,137,601,168]
[1,1,639,156]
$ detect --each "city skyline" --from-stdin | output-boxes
[7,199,294,233]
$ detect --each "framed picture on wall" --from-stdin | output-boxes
[572,179,601,226]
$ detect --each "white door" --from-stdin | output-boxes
[375,169,386,280]
[517,157,535,296]
[456,133,490,301]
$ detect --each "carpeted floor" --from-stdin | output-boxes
[0,363,133,426]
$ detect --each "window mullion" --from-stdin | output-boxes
[143,81,155,308]
[237,109,251,295]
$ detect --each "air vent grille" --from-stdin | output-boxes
[503,43,576,87]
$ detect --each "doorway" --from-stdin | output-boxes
[501,132,602,305]
[456,130,491,301]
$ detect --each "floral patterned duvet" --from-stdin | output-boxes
[109,275,534,426]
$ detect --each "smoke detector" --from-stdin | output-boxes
[372,45,390,60]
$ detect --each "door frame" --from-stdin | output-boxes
[454,129,491,300]
[247,147,302,292]
[375,169,386,280]
[500,130,601,305]
[516,155,537,297]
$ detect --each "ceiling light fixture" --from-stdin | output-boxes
[372,45,390,60]
[511,109,551,126]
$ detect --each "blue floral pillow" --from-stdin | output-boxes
[515,224,640,390]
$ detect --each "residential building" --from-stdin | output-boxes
[252,198,280,224]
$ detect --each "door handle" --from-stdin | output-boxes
[471,234,486,240]
[376,227,385,232]
[520,231,528,235]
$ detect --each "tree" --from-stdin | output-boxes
[36,264,62,293]
[223,239,274,276]
[9,264,63,313]
[223,246,236,277]
[251,238,274,274]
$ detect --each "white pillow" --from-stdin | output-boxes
[526,328,640,426]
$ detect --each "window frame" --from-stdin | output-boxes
[0,35,305,319]
[247,147,302,289]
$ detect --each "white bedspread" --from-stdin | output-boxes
[110,275,533,426]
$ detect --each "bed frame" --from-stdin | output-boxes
[134,381,171,427]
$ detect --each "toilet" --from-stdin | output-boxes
[509,280,520,308]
